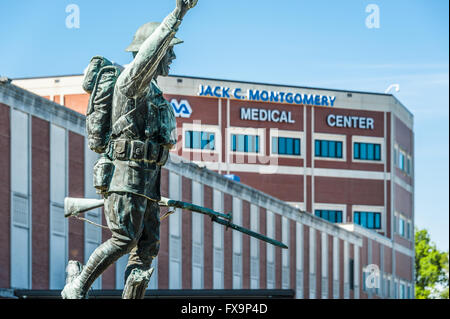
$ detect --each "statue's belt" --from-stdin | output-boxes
[111,139,167,165]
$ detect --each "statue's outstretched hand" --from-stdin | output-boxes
[176,0,198,18]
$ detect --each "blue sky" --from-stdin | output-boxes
[0,1,448,250]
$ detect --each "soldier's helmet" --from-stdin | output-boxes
[125,22,183,53]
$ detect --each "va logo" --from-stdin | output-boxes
[171,99,193,118]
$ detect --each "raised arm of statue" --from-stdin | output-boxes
[117,0,198,98]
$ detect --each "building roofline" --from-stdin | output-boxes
[12,73,414,118]
[13,73,393,96]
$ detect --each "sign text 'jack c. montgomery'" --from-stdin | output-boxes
[198,84,337,107]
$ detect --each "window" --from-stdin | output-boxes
[354,142,381,161]
[272,137,301,156]
[399,152,405,171]
[354,211,381,230]
[185,131,215,150]
[399,218,405,237]
[315,210,343,223]
[396,147,413,176]
[232,134,259,153]
[407,222,411,240]
[315,140,343,158]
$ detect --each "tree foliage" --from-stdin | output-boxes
[415,228,449,299]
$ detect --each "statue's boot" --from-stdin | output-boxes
[122,267,154,299]
[61,241,124,299]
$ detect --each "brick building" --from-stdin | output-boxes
[0,74,415,299]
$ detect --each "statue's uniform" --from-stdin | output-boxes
[68,12,179,296]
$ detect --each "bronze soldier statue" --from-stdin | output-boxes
[62,0,198,299]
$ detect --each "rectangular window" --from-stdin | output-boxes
[399,152,405,171]
[273,136,300,155]
[354,142,382,161]
[354,212,382,230]
[315,210,343,224]
[315,140,343,159]
[185,131,215,151]
[232,134,259,153]
[400,218,405,237]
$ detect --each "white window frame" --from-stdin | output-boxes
[269,129,305,159]
[313,132,347,162]
[182,123,221,155]
[313,203,347,224]
[352,205,385,234]
[395,211,412,239]
[351,136,385,164]
[228,126,266,156]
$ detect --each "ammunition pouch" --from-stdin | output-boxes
[112,139,169,166]
[93,155,114,194]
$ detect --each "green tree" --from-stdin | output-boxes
[415,228,449,299]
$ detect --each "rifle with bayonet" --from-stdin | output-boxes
[64,196,288,249]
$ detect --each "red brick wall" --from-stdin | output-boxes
[230,100,304,131]
[328,235,333,299]
[31,116,50,289]
[395,184,413,219]
[229,171,303,203]
[68,132,85,262]
[395,251,413,281]
[166,95,219,126]
[315,177,384,206]
[0,103,10,288]
[303,225,310,298]
[63,94,89,115]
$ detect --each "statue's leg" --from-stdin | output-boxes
[61,192,147,299]
[122,200,160,299]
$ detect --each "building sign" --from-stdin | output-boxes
[241,108,295,124]
[171,99,193,118]
[198,84,336,107]
[327,114,374,130]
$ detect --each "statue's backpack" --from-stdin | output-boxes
[83,56,122,194]
[83,56,122,154]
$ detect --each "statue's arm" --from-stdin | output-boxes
[117,1,197,98]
